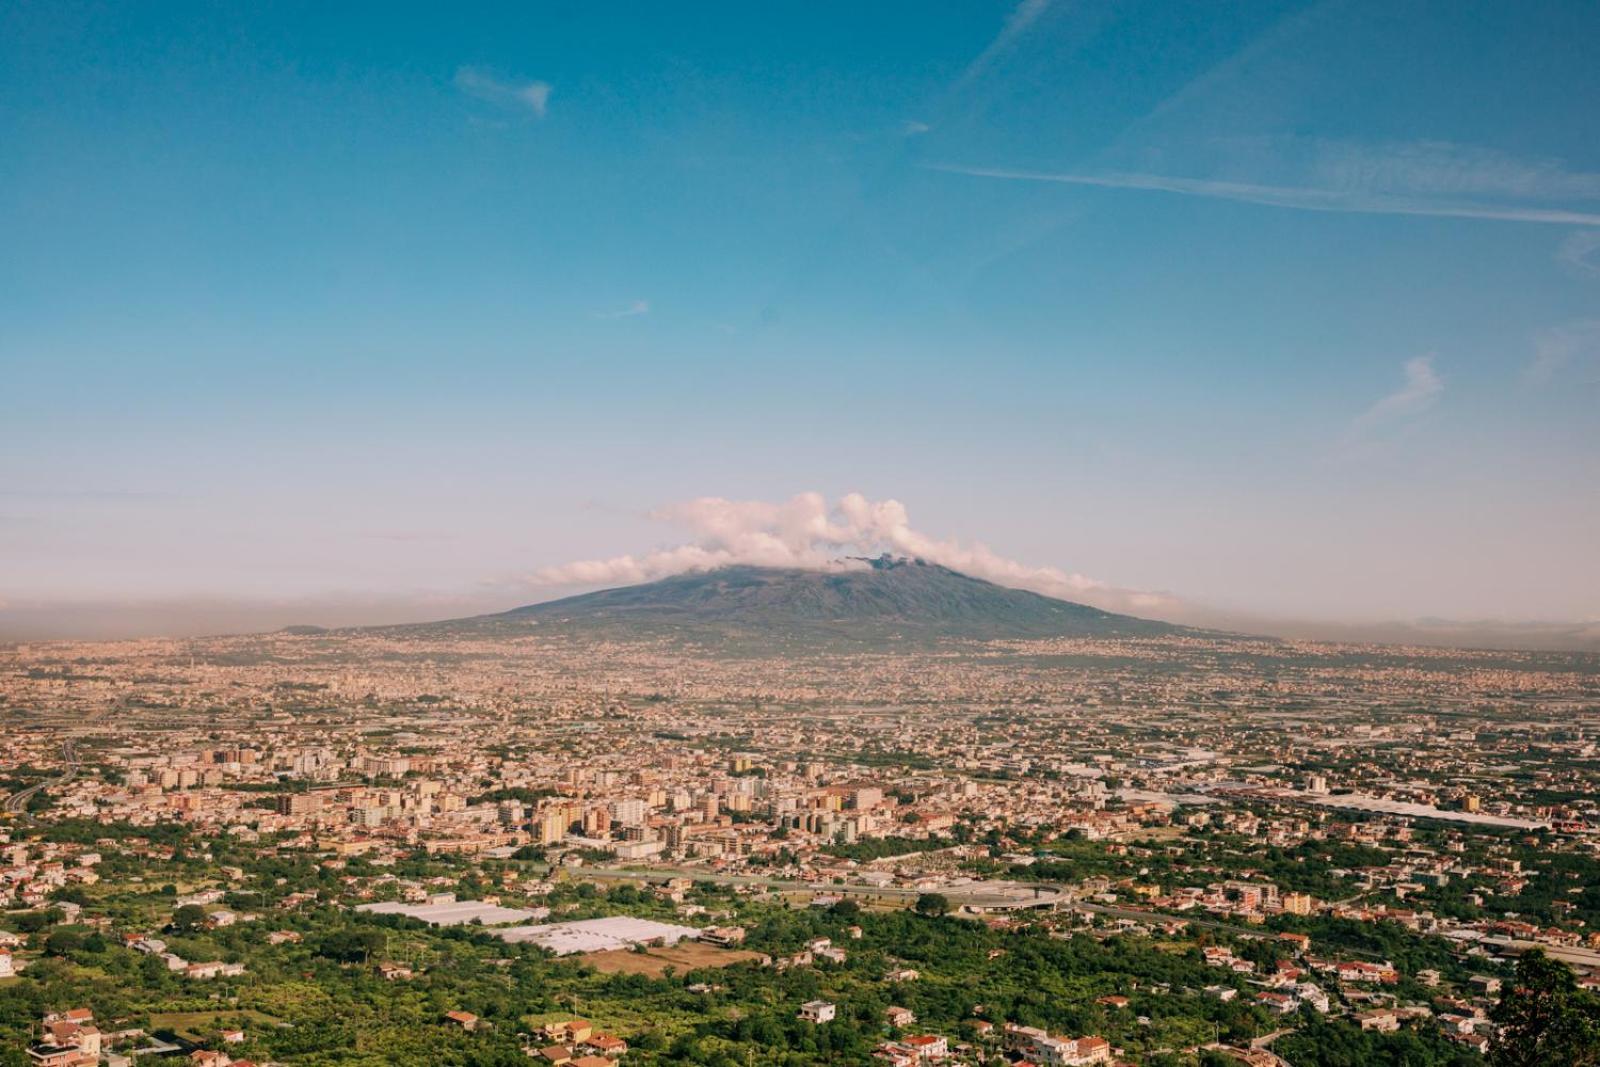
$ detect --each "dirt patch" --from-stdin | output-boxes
[652,941,768,970]
[581,942,767,977]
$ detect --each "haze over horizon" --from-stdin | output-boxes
[3,2,1598,641]
[2,490,1596,649]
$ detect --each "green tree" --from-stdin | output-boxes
[914,893,951,917]
[44,927,85,956]
[315,927,386,963]
[1490,951,1600,1067]
[13,908,63,933]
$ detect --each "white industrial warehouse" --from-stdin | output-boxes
[355,899,544,926]
[494,916,702,955]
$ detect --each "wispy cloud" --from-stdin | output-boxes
[1299,140,1600,202]
[1528,320,1600,385]
[594,299,650,320]
[953,0,1053,93]
[454,67,551,118]
[527,490,1177,615]
[1352,355,1443,434]
[928,163,1600,228]
[1560,230,1600,277]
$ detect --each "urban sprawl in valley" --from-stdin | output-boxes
[1,623,1597,1066]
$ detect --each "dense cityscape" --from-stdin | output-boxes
[2,622,1597,1065]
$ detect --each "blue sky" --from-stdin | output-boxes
[2,0,1598,636]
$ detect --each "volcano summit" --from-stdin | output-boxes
[428,556,1200,646]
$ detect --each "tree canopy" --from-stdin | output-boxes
[1489,951,1600,1067]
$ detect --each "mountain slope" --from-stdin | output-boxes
[438,557,1196,644]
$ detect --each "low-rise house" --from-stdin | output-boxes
[541,1020,593,1045]
[1256,991,1299,1015]
[26,1009,100,1067]
[1469,975,1502,997]
[902,1034,948,1061]
[27,1046,99,1067]
[1004,1024,1111,1066]
[1297,983,1331,1013]
[873,1044,917,1067]
[581,1034,627,1058]
[699,926,745,947]
[1357,1009,1401,1032]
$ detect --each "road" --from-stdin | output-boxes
[4,740,79,814]
[564,863,1066,911]
[574,864,1288,937]
[1203,1040,1291,1065]
[578,863,1346,929]
[570,863,1376,952]
[1069,900,1276,940]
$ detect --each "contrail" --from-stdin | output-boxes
[929,163,1600,227]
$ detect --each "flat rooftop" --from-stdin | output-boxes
[1278,790,1549,829]
[355,900,539,926]
[494,915,702,955]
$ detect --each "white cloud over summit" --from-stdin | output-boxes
[529,492,1176,615]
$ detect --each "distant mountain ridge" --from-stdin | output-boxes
[425,556,1201,645]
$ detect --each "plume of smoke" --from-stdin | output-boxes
[529,492,1176,614]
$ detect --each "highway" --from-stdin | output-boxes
[4,740,79,814]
